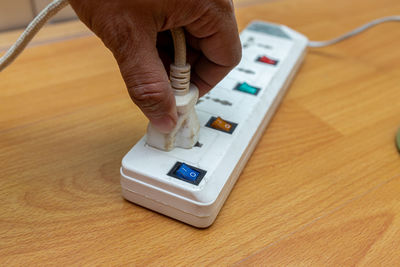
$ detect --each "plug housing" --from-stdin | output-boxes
[146,63,200,151]
[146,83,199,151]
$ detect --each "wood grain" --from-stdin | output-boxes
[237,175,400,266]
[1,0,400,265]
[0,20,91,51]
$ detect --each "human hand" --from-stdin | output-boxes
[68,0,241,133]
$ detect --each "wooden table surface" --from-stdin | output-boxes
[1,0,400,265]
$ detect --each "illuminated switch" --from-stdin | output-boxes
[206,116,238,134]
[167,162,207,185]
[257,55,279,65]
[234,82,260,95]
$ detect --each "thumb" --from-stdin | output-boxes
[113,30,178,134]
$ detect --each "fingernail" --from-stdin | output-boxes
[151,115,176,134]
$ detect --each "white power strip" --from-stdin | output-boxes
[120,21,308,227]
[0,0,396,227]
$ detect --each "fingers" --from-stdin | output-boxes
[70,0,242,132]
[69,0,178,133]
[184,0,242,94]
[189,57,231,97]
[122,39,178,133]
[106,21,178,133]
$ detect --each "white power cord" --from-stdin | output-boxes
[308,16,400,47]
[169,28,191,94]
[0,0,68,71]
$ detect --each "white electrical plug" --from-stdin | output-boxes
[146,83,200,151]
[146,63,200,151]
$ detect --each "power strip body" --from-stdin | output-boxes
[120,21,308,227]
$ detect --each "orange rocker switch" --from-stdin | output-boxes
[211,117,232,132]
[206,116,238,134]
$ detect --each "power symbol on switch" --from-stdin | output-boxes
[167,162,207,185]
[175,163,199,181]
[211,117,232,132]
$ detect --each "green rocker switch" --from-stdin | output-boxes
[234,82,260,95]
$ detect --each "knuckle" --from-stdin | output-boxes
[190,12,220,37]
[213,0,234,12]
[128,80,170,115]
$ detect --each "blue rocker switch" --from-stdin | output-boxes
[167,162,207,185]
[176,163,199,181]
